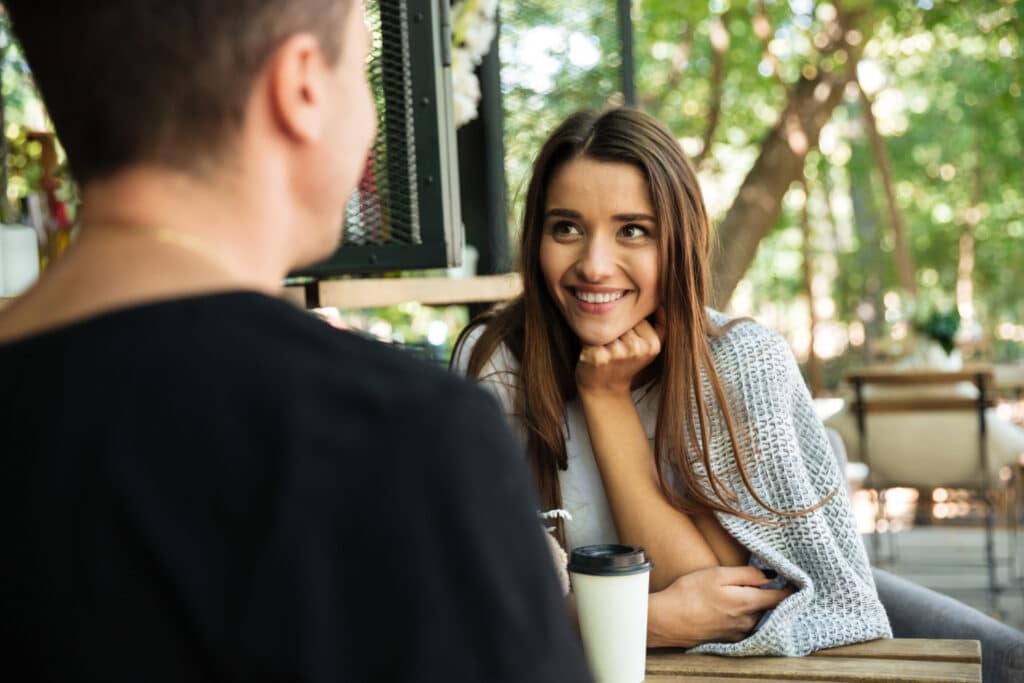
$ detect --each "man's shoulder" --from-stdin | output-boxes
[152,294,504,476]
[226,296,483,412]
[120,291,486,428]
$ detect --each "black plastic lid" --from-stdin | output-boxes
[567,544,653,577]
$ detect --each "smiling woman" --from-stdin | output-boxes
[540,158,660,347]
[452,106,891,657]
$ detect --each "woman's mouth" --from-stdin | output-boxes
[570,288,629,312]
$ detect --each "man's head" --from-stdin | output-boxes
[6,1,358,181]
[6,0,376,267]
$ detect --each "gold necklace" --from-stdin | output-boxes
[142,226,228,268]
[84,220,253,282]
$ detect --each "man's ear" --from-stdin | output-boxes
[265,33,332,144]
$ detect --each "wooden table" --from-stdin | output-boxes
[646,638,981,682]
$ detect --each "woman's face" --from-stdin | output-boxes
[539,157,661,347]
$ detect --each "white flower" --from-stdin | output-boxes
[476,0,499,19]
[544,527,570,596]
[538,509,573,521]
[537,509,571,594]
[462,18,497,58]
[451,50,482,127]
[450,0,498,128]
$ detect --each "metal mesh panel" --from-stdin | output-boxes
[342,0,421,248]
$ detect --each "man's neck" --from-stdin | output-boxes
[0,164,302,343]
[78,165,295,291]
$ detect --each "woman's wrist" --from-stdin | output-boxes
[578,384,635,405]
[647,590,697,649]
[647,591,668,648]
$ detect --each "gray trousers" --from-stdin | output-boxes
[874,568,1024,683]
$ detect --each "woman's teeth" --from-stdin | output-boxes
[575,290,626,304]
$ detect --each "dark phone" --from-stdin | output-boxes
[750,561,788,633]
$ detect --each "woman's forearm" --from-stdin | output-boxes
[579,390,721,591]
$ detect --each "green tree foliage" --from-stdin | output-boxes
[0,8,51,212]
[500,0,1023,365]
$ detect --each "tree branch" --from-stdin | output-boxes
[856,79,916,296]
[753,0,788,91]
[640,23,694,110]
[694,12,730,166]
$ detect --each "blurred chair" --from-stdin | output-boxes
[827,367,1024,487]
[825,426,1024,683]
[826,366,1017,605]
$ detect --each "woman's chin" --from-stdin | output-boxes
[573,327,629,347]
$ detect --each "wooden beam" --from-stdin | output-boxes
[845,366,993,386]
[851,398,996,413]
[314,274,522,309]
[280,287,307,308]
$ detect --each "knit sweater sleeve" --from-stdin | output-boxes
[688,317,891,656]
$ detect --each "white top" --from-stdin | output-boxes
[452,327,655,550]
[453,310,892,656]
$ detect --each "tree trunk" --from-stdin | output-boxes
[710,5,871,309]
[710,68,854,308]
[850,150,885,356]
[800,178,824,396]
[857,81,916,296]
[957,224,975,327]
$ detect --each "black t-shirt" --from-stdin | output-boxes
[0,292,590,682]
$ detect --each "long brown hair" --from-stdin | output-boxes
[455,107,823,543]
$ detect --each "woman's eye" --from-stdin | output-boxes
[550,221,582,237]
[620,223,651,239]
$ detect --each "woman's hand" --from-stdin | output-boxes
[647,566,794,648]
[576,311,665,397]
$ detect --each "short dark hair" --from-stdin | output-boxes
[5,1,352,185]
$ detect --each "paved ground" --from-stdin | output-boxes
[864,527,1024,630]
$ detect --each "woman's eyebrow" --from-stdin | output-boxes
[544,208,656,222]
[545,208,583,219]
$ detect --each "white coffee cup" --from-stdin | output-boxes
[569,544,653,683]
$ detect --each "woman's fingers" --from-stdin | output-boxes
[606,338,629,361]
[581,327,656,364]
[630,321,662,356]
[576,315,665,393]
[619,329,647,356]
[579,345,609,365]
[727,614,759,641]
[712,565,776,587]
[743,586,794,613]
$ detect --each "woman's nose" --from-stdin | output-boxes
[576,235,616,282]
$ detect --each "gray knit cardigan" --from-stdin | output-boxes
[457,310,892,656]
[687,310,891,654]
